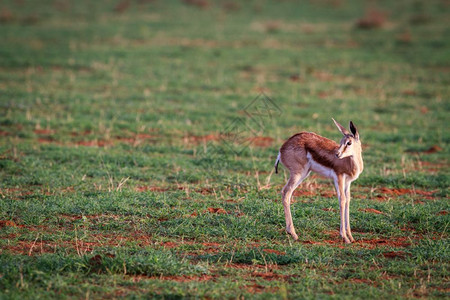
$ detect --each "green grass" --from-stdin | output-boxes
[0,0,449,298]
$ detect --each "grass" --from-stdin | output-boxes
[0,0,449,298]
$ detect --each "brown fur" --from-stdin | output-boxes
[280,132,359,177]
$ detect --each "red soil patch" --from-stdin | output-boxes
[250,136,274,147]
[377,187,436,199]
[262,249,286,255]
[135,186,169,192]
[289,74,301,82]
[3,240,98,255]
[196,187,214,195]
[402,90,416,96]
[293,190,315,197]
[205,207,228,214]
[301,240,322,245]
[130,274,216,283]
[200,242,222,254]
[349,278,373,284]
[375,195,389,201]
[38,137,58,144]
[182,0,210,10]
[136,133,156,140]
[249,242,261,248]
[0,187,35,199]
[0,130,10,136]
[361,208,385,215]
[114,137,136,144]
[184,134,219,144]
[202,242,221,247]
[321,207,336,212]
[226,263,279,271]
[225,199,238,203]
[320,190,335,198]
[437,210,448,215]
[0,220,17,228]
[160,274,215,282]
[222,1,241,12]
[161,241,178,249]
[356,8,387,29]
[382,251,411,259]
[423,145,442,154]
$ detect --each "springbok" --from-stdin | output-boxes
[274,119,363,243]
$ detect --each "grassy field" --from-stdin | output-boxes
[0,0,449,298]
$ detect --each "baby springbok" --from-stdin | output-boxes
[274,119,363,243]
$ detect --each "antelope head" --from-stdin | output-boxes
[332,118,361,159]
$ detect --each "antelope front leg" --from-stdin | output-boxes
[345,181,355,243]
[335,176,351,244]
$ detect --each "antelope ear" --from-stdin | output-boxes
[349,121,359,140]
[332,118,350,136]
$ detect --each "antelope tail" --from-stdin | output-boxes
[274,152,281,174]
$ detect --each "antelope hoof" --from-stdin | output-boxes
[342,236,352,244]
[286,228,298,240]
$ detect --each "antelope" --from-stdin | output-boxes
[274,119,363,243]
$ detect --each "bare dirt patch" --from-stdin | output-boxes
[183,134,220,144]
[349,278,373,285]
[225,263,279,271]
[321,207,336,212]
[0,220,17,228]
[38,137,59,144]
[423,145,442,154]
[160,241,178,249]
[205,207,228,214]
[250,136,274,148]
[375,187,437,201]
[262,249,286,255]
[360,208,385,215]
[246,283,278,294]
[135,186,169,192]
[355,7,387,29]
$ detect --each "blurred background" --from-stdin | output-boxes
[0,0,448,189]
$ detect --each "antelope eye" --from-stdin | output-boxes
[347,141,352,146]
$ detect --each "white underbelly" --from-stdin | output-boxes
[307,153,336,179]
